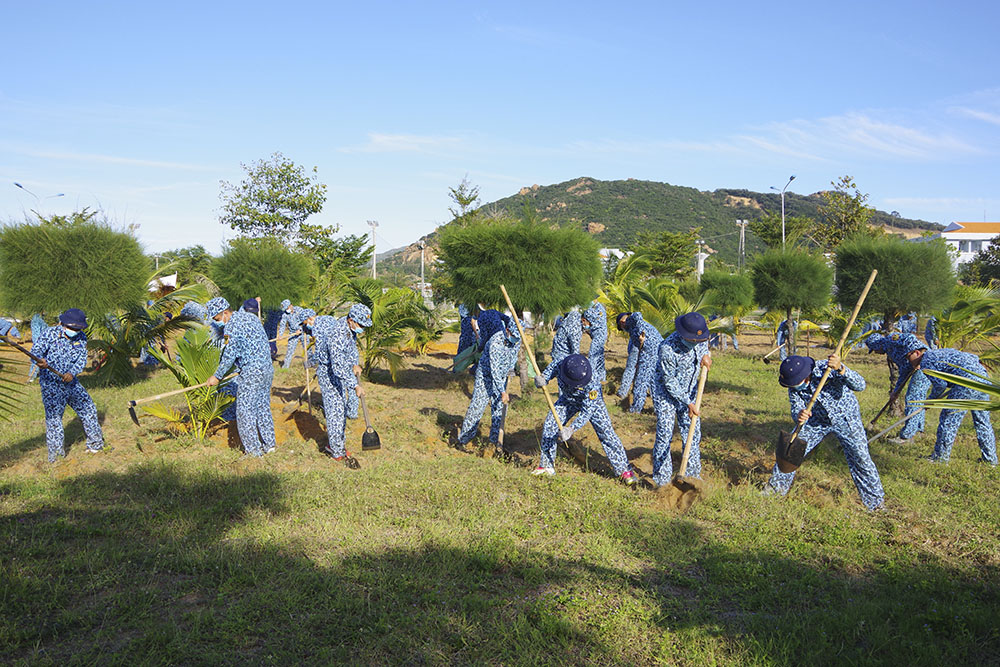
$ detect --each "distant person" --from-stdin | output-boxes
[537,310,582,387]
[924,315,939,349]
[27,312,47,383]
[32,309,105,461]
[278,299,308,368]
[865,332,929,443]
[776,318,795,360]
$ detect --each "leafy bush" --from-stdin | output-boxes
[438,220,601,317]
[834,235,954,324]
[750,250,832,354]
[211,237,314,311]
[0,210,148,317]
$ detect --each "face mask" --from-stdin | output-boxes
[791,380,809,391]
[505,333,519,346]
[679,338,696,350]
[582,324,592,333]
[302,324,313,335]
[63,326,81,338]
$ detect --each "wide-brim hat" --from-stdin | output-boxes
[59,308,87,330]
[674,312,710,342]
[558,353,592,388]
[779,355,815,388]
[242,298,260,314]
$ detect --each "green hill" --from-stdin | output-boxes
[380,177,941,280]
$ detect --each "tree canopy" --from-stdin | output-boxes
[699,270,755,312]
[834,235,954,322]
[628,229,699,279]
[218,152,327,243]
[816,175,877,250]
[438,220,601,316]
[211,238,314,311]
[748,213,815,250]
[0,211,148,317]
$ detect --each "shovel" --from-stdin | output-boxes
[867,409,925,445]
[760,343,785,365]
[776,269,877,473]
[499,285,568,441]
[127,373,237,426]
[359,388,381,451]
[663,363,708,511]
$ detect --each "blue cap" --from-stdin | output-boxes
[242,298,259,314]
[281,299,291,311]
[558,353,592,388]
[615,312,631,331]
[779,355,815,388]
[348,303,373,328]
[900,333,928,354]
[674,312,710,342]
[205,297,229,318]
[59,308,87,330]
[296,308,316,327]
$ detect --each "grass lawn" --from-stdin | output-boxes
[1,331,998,665]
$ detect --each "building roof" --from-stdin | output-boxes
[941,222,1000,234]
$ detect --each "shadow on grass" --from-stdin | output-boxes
[0,464,997,664]
[0,408,108,469]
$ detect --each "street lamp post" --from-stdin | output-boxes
[367,220,379,279]
[770,175,796,250]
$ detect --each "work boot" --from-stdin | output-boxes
[531,466,555,476]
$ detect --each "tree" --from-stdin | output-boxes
[835,235,955,413]
[438,219,602,390]
[297,227,373,274]
[218,152,327,243]
[0,211,148,318]
[211,238,314,311]
[628,229,699,279]
[748,213,816,250]
[448,176,481,226]
[156,245,214,284]
[960,236,1000,286]
[700,270,755,336]
[750,250,833,354]
[815,175,877,250]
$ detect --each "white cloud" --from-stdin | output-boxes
[22,149,215,171]
[338,133,463,154]
[950,106,1000,127]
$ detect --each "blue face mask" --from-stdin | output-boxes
[302,324,313,335]
[63,326,81,338]
[679,337,696,350]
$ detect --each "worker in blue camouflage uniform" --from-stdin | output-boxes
[898,312,918,335]
[306,304,372,463]
[27,313,47,382]
[457,318,521,451]
[905,346,998,465]
[776,318,795,360]
[924,315,939,349]
[537,310,582,385]
[865,332,930,442]
[582,301,608,384]
[476,307,511,352]
[32,309,105,461]
[651,313,712,487]
[278,299,308,368]
[206,297,276,457]
[615,312,662,413]
[708,314,739,351]
[534,354,636,485]
[765,354,885,511]
[0,317,20,340]
[456,303,478,359]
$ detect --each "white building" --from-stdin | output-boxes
[928,222,1000,266]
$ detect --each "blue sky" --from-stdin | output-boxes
[2,1,998,254]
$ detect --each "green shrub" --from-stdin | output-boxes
[211,237,314,311]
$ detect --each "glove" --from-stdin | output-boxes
[534,375,545,388]
[559,425,574,441]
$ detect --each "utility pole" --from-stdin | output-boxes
[735,219,749,271]
[419,241,426,302]
[695,239,708,280]
[367,220,379,279]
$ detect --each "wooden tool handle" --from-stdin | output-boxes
[1,334,44,364]
[677,363,709,477]
[499,284,564,431]
[130,373,237,406]
[791,269,877,441]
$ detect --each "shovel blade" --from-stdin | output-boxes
[128,403,140,426]
[775,430,806,473]
[662,476,703,511]
[362,427,381,451]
